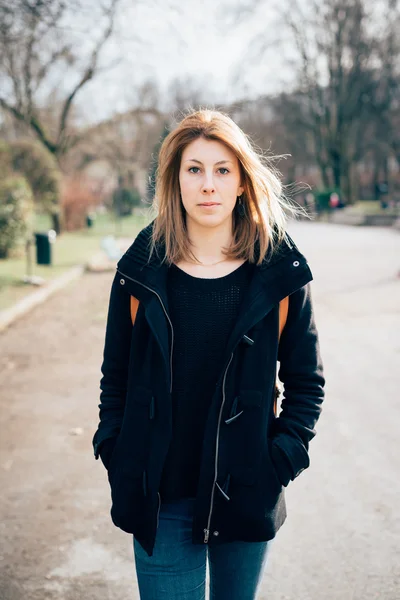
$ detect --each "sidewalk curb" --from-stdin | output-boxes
[0,265,85,334]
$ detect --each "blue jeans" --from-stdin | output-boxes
[133,497,274,599]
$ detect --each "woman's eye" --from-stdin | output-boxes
[218,168,229,174]
[188,166,200,173]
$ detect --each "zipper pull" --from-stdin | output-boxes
[230,396,239,418]
[203,528,210,543]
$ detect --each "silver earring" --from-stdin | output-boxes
[237,195,245,217]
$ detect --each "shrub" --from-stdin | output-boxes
[10,140,61,217]
[0,140,12,175]
[0,176,34,259]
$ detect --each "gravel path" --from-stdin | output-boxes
[0,222,399,600]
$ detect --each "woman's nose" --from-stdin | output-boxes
[201,172,215,194]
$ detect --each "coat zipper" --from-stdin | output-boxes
[118,269,166,538]
[203,351,234,544]
[117,269,174,393]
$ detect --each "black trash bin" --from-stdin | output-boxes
[35,230,57,265]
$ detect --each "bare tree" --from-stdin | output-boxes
[235,0,399,202]
[65,80,165,203]
[0,0,121,231]
[280,0,381,202]
[0,0,120,163]
[369,0,400,175]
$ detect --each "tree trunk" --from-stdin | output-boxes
[383,155,390,196]
[317,159,331,189]
[51,213,61,235]
[342,160,357,205]
[332,150,342,190]
[323,168,330,189]
[287,163,296,185]
[373,157,381,200]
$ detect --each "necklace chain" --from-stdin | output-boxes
[190,257,229,267]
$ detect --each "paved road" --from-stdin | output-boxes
[0,222,399,600]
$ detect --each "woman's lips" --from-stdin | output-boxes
[199,202,220,206]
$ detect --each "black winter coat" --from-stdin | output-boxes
[92,221,325,557]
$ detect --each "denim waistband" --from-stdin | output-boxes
[159,497,196,518]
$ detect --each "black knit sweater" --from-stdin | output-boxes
[159,260,254,502]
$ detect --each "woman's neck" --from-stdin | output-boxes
[186,218,233,263]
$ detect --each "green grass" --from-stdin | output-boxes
[345,201,399,215]
[0,210,150,312]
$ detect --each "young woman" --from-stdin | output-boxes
[92,109,325,599]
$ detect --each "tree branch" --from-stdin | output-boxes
[34,44,73,92]
[0,96,57,154]
[57,0,120,145]
[23,9,38,117]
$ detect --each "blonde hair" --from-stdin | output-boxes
[149,109,304,266]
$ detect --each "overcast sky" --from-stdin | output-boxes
[73,0,296,123]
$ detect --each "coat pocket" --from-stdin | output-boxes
[110,471,145,533]
[267,439,286,489]
[107,435,123,489]
[225,390,264,486]
[123,386,155,477]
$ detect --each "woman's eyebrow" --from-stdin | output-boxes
[184,159,233,165]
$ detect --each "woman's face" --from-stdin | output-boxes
[179,137,244,230]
